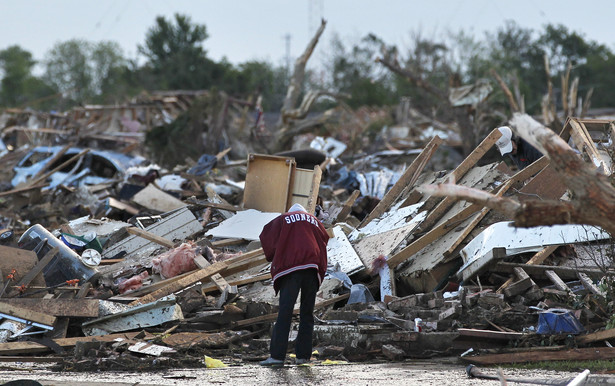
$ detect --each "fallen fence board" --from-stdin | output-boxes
[0,302,56,327]
[128,261,228,306]
[462,347,615,365]
[0,298,98,318]
[0,332,146,355]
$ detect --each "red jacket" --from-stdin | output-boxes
[259,209,329,294]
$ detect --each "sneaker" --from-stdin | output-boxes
[260,357,284,367]
[296,358,310,365]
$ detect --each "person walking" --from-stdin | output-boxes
[259,203,330,367]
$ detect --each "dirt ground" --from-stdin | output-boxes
[0,358,608,385]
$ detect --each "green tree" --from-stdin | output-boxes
[0,45,36,106]
[139,13,218,90]
[90,41,128,103]
[44,39,93,104]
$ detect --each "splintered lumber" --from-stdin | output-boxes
[545,270,571,293]
[360,135,442,227]
[128,261,228,306]
[28,144,71,183]
[387,203,482,268]
[0,302,56,328]
[331,189,360,224]
[0,298,98,318]
[503,267,533,298]
[126,227,174,248]
[576,328,615,345]
[577,272,606,296]
[201,272,271,294]
[462,347,615,365]
[232,293,350,328]
[417,129,502,232]
[495,262,605,280]
[211,238,245,247]
[23,149,90,189]
[0,331,147,355]
[496,245,558,294]
[6,246,59,297]
[193,254,230,292]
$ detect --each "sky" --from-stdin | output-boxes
[1,0,614,71]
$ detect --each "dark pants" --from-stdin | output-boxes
[269,269,319,360]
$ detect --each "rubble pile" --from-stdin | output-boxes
[0,98,612,372]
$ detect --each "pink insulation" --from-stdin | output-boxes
[118,270,150,294]
[152,242,199,279]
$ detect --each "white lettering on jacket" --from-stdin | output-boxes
[283,213,320,228]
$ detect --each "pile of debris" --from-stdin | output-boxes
[0,101,613,373]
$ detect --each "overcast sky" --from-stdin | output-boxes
[2,0,614,69]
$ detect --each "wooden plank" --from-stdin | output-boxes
[462,347,615,365]
[201,273,271,294]
[211,238,245,247]
[232,293,350,328]
[576,328,615,345]
[457,328,525,340]
[361,135,443,227]
[107,197,140,215]
[289,166,321,214]
[332,189,360,224]
[495,263,606,280]
[578,272,605,296]
[0,331,147,355]
[125,227,174,248]
[0,298,98,317]
[545,270,571,292]
[243,154,295,213]
[27,144,71,184]
[193,255,229,292]
[306,165,322,214]
[503,267,533,298]
[388,203,482,268]
[0,302,56,327]
[417,129,502,232]
[496,245,558,294]
[128,261,228,306]
[22,149,90,189]
[6,247,58,297]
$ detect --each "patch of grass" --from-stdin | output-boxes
[503,359,615,373]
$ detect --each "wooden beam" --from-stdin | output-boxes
[125,227,175,249]
[0,331,148,355]
[128,261,228,306]
[332,189,360,224]
[417,129,503,232]
[361,135,442,227]
[545,270,572,293]
[0,302,56,327]
[462,347,615,365]
[232,293,350,328]
[496,245,558,294]
[0,298,98,318]
[201,273,271,294]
